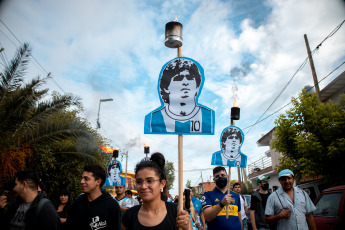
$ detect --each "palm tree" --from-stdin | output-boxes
[0,43,107,188]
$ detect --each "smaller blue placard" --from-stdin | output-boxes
[211,126,247,168]
[104,159,126,186]
[140,157,150,162]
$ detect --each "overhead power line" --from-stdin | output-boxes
[244,20,345,135]
[315,20,345,50]
[318,61,345,84]
[242,60,345,131]
[0,20,68,94]
[0,19,109,143]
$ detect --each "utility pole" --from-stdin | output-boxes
[237,168,241,184]
[242,168,248,187]
[304,34,321,99]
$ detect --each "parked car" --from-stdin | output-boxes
[313,185,345,230]
[297,179,327,202]
[243,194,251,207]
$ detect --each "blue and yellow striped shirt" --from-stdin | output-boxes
[201,187,241,230]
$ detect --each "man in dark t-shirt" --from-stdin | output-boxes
[250,175,271,230]
[66,165,121,230]
[0,169,60,230]
[251,193,270,213]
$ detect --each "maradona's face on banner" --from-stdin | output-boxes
[224,134,241,152]
[110,166,120,181]
[144,57,215,135]
[165,70,199,116]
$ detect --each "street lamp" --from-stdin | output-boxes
[97,98,113,129]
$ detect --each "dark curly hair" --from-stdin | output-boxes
[83,164,106,187]
[135,152,167,200]
[107,160,121,175]
[159,58,202,104]
[221,127,242,150]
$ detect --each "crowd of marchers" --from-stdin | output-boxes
[0,152,317,230]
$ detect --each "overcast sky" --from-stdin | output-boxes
[1,0,344,195]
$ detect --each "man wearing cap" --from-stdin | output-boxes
[264,169,316,230]
[250,175,271,230]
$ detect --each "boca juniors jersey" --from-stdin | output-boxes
[201,187,241,230]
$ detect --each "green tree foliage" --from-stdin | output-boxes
[272,90,345,185]
[185,179,192,188]
[0,44,108,202]
[165,161,175,191]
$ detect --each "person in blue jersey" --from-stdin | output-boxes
[201,166,243,230]
[144,57,214,134]
[125,190,140,207]
[104,160,126,187]
[211,126,247,168]
[189,187,206,230]
[115,186,132,213]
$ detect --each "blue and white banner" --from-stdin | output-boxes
[140,157,150,162]
[103,159,126,186]
[211,126,247,168]
[144,57,215,135]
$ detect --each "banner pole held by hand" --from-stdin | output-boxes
[178,134,183,229]
[226,166,231,219]
[177,47,184,230]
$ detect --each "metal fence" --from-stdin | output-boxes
[247,155,272,175]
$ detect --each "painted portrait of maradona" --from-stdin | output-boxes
[144,57,215,135]
[103,160,125,187]
[211,126,247,168]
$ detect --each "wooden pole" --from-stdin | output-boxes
[178,134,183,209]
[304,34,321,99]
[177,47,183,230]
[226,167,231,219]
[178,46,182,57]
